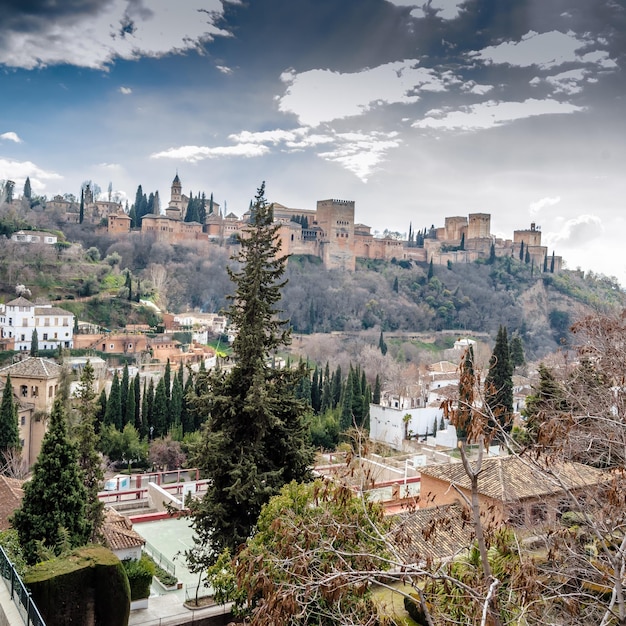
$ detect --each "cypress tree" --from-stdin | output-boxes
[182,375,195,434]
[125,378,136,431]
[188,182,314,564]
[340,374,354,431]
[543,254,548,272]
[12,398,90,564]
[120,364,129,425]
[104,372,122,430]
[94,389,107,434]
[153,378,168,437]
[170,375,183,432]
[73,360,104,542]
[460,232,465,251]
[484,326,514,441]
[79,187,84,224]
[550,251,555,273]
[525,248,531,264]
[372,374,381,405]
[519,241,525,261]
[311,366,321,414]
[331,365,342,409]
[133,373,142,433]
[164,359,172,404]
[378,331,388,356]
[23,177,32,202]
[30,328,39,356]
[392,276,399,293]
[427,258,434,280]
[0,374,19,457]
[510,335,525,368]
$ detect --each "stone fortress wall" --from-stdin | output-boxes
[93,174,562,273]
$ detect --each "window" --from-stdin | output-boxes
[32,386,39,398]
[23,319,28,326]
[48,387,53,398]
[43,333,48,340]
[20,334,25,341]
[530,503,547,524]
[54,332,58,339]
[507,505,526,527]
[110,344,114,350]
[21,385,28,397]
[21,416,25,426]
[8,318,12,326]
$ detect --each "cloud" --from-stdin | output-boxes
[529,196,561,216]
[119,86,132,95]
[546,214,603,247]
[151,144,269,163]
[469,30,612,70]
[216,65,233,75]
[413,98,584,131]
[0,158,62,191]
[0,0,233,70]
[0,131,22,143]
[229,126,400,181]
[278,60,451,127]
[317,132,401,182]
[384,0,468,20]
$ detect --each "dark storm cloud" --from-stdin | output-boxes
[0,0,112,32]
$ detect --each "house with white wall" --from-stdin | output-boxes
[0,297,74,352]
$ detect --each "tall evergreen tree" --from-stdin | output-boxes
[104,372,122,430]
[153,378,168,437]
[427,258,434,280]
[72,360,104,542]
[188,182,314,565]
[484,326,514,441]
[550,251,555,273]
[459,232,465,251]
[23,177,32,202]
[0,374,19,458]
[30,328,39,356]
[372,374,381,405]
[392,276,399,293]
[94,389,107,434]
[311,366,321,414]
[79,187,84,224]
[125,378,136,431]
[378,331,388,356]
[454,346,475,442]
[120,364,129,424]
[488,242,496,264]
[509,335,525,368]
[133,373,142,433]
[12,398,90,564]
[519,241,525,261]
[331,365,342,408]
[170,375,183,432]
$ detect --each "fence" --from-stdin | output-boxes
[0,546,46,626]
[143,540,176,576]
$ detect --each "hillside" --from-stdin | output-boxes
[0,221,624,362]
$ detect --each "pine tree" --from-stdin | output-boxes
[104,372,122,430]
[188,182,314,564]
[0,374,19,458]
[30,328,38,356]
[12,398,90,564]
[484,326,514,441]
[73,360,104,542]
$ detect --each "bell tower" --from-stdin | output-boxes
[170,173,182,211]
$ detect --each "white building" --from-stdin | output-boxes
[0,297,74,352]
[10,230,58,245]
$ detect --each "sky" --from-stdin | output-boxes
[0,0,625,284]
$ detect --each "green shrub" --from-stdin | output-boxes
[122,555,155,600]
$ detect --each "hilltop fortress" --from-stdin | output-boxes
[85,174,561,273]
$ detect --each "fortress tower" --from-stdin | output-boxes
[315,199,356,271]
[444,216,468,242]
[467,213,491,240]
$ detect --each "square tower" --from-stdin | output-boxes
[315,199,356,270]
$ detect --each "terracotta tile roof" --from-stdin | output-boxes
[102,508,145,552]
[34,306,74,317]
[419,456,607,503]
[0,475,24,531]
[5,297,34,307]
[391,503,475,564]
[0,357,62,379]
